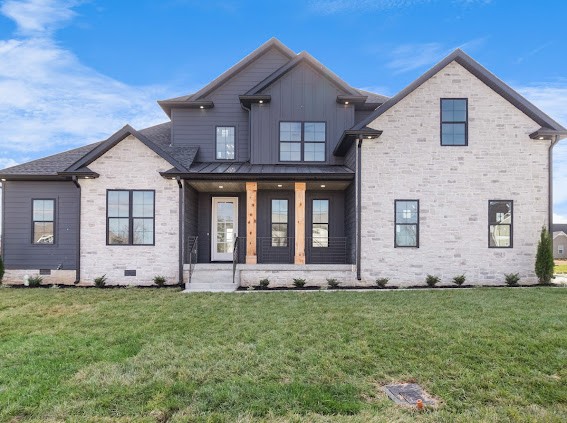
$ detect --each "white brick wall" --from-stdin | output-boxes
[80,135,180,285]
[361,61,550,286]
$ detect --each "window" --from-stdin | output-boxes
[32,199,55,244]
[216,126,235,160]
[395,200,419,247]
[441,99,467,146]
[280,121,326,162]
[489,200,512,248]
[271,199,288,247]
[559,245,565,255]
[312,199,329,247]
[107,190,155,245]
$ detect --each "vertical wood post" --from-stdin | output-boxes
[245,182,257,264]
[294,182,306,264]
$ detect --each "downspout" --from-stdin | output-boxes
[1,181,5,264]
[549,135,559,233]
[72,176,81,284]
[177,176,184,285]
[356,137,363,281]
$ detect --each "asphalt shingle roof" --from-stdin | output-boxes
[0,121,199,177]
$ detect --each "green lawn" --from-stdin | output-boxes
[0,288,565,422]
[555,264,567,274]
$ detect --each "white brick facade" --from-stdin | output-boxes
[80,135,180,286]
[360,61,551,286]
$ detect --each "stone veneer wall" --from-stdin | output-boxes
[80,135,180,285]
[360,61,551,286]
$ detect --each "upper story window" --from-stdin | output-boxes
[216,126,235,160]
[489,200,512,248]
[280,122,326,162]
[107,190,155,245]
[441,99,467,146]
[395,200,419,247]
[32,199,55,244]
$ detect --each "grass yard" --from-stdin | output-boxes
[0,288,565,422]
[555,264,567,274]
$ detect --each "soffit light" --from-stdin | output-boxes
[199,105,204,109]
[539,136,545,140]
[277,184,282,187]
[321,184,326,188]
[259,100,263,104]
[218,185,224,189]
[344,101,349,105]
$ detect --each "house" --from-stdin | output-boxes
[552,224,567,260]
[1,38,565,289]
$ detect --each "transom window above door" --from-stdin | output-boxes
[216,126,235,160]
[280,122,326,162]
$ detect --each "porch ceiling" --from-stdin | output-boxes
[187,180,351,192]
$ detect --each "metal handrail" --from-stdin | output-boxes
[232,236,239,284]
[187,236,198,284]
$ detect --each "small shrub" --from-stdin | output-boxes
[0,255,4,284]
[453,274,466,286]
[535,226,554,284]
[375,277,389,288]
[94,274,107,288]
[327,278,340,289]
[153,275,166,287]
[27,275,43,287]
[504,273,520,286]
[425,274,440,287]
[259,278,270,289]
[293,278,306,288]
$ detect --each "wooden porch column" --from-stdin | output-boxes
[245,182,257,264]
[294,182,306,264]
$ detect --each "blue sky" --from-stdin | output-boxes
[0,0,566,221]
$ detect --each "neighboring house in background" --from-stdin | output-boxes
[1,38,566,289]
[552,224,567,259]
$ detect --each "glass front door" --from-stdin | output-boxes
[211,197,238,261]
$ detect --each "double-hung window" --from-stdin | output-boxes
[441,99,468,146]
[489,200,512,248]
[107,190,155,245]
[280,122,326,162]
[32,199,55,244]
[271,199,288,247]
[395,200,419,247]
[312,199,329,247]
[216,126,235,160]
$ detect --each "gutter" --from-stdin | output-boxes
[356,138,362,280]
[72,176,81,284]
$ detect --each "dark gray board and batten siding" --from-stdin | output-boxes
[3,181,78,270]
[250,61,355,165]
[171,48,291,162]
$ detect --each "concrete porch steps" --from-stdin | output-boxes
[183,263,238,292]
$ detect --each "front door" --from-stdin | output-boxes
[211,197,238,261]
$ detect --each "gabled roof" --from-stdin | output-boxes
[552,224,567,235]
[353,49,567,134]
[0,142,103,179]
[245,51,360,97]
[65,124,192,173]
[158,38,296,116]
[554,231,567,239]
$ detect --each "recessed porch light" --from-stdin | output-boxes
[539,136,545,140]
[1,178,5,181]
[367,136,372,139]
[259,100,263,104]
[84,176,90,179]
[344,101,349,105]
[321,184,326,188]
[218,185,224,189]
[199,105,204,109]
[277,184,282,187]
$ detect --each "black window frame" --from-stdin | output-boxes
[270,198,289,247]
[488,200,513,249]
[394,199,420,248]
[279,121,326,163]
[312,198,330,248]
[31,198,56,245]
[215,125,236,161]
[440,98,468,146]
[106,189,156,246]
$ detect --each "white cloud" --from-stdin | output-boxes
[0,0,184,166]
[386,38,486,73]
[553,213,567,224]
[0,0,76,36]
[0,157,19,169]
